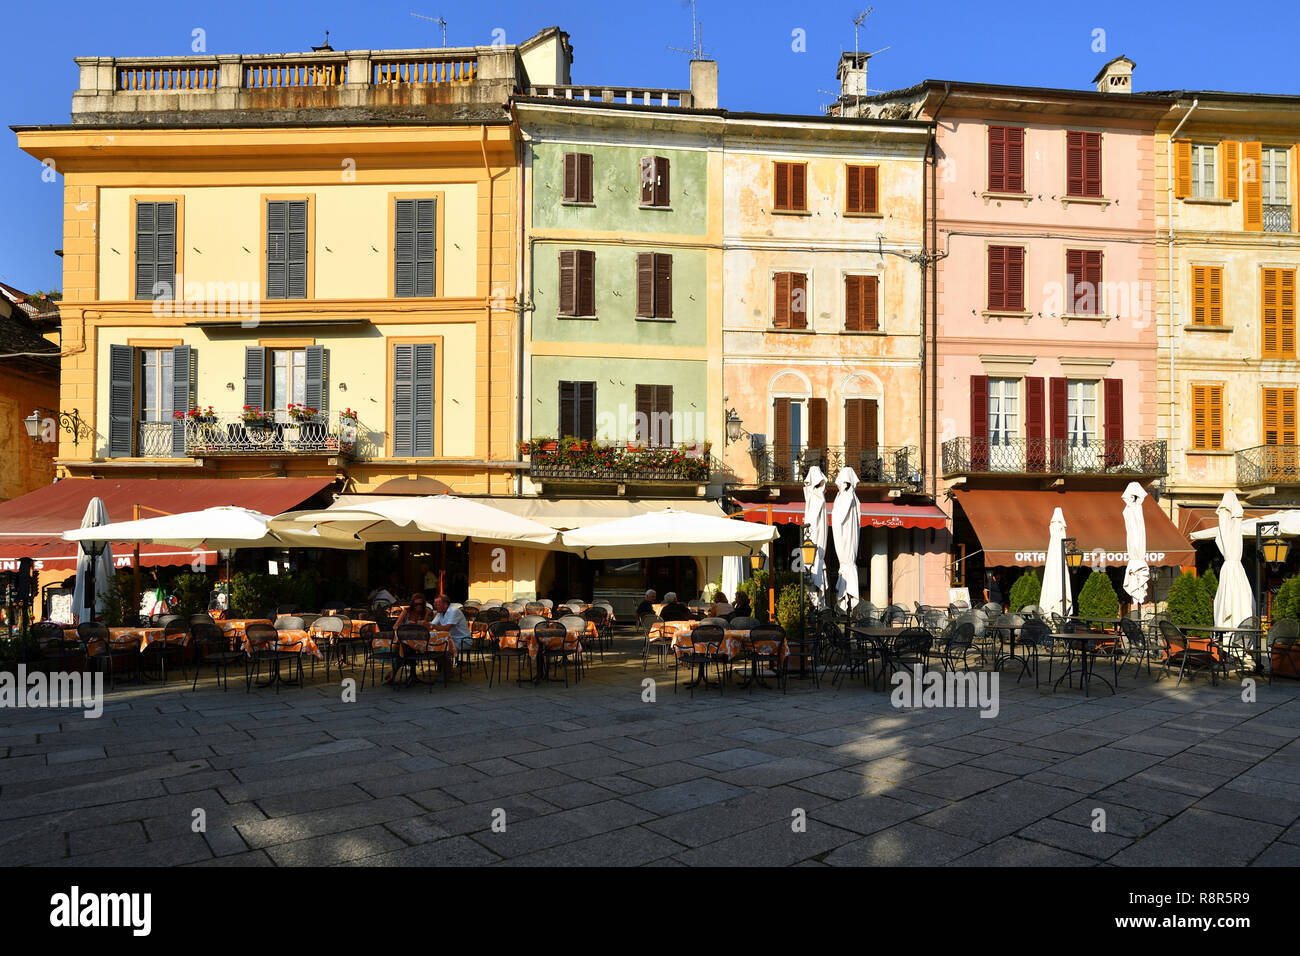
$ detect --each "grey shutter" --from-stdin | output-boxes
[135,203,155,300]
[579,382,596,441]
[415,199,436,296]
[244,346,266,412]
[171,345,193,457]
[108,344,134,457]
[155,202,176,299]
[266,201,287,299]
[558,381,576,437]
[304,345,327,415]
[393,344,414,456]
[413,344,435,456]
[394,200,415,297]
[287,200,307,298]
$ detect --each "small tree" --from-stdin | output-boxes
[1274,575,1300,622]
[1167,571,1212,627]
[775,581,805,642]
[1008,570,1042,611]
[1077,570,1119,619]
[171,571,212,618]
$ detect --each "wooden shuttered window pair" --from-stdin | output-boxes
[135,201,177,300]
[845,165,879,214]
[640,156,670,207]
[636,254,673,318]
[107,344,195,458]
[774,162,807,212]
[1066,249,1104,315]
[266,200,308,299]
[635,384,673,446]
[987,126,1025,193]
[987,245,1025,312]
[1264,388,1298,446]
[243,345,328,416]
[558,250,596,317]
[394,199,436,298]
[1192,266,1224,326]
[1191,385,1224,451]
[563,153,594,203]
[843,398,878,475]
[1174,140,1242,203]
[844,275,879,331]
[1262,268,1297,359]
[773,272,808,329]
[1066,131,1102,198]
[558,381,596,442]
[393,343,436,457]
[968,375,1123,469]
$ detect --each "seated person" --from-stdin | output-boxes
[387,592,433,683]
[732,592,752,618]
[710,593,735,618]
[429,593,472,676]
[659,591,691,622]
[635,589,657,621]
[368,585,397,606]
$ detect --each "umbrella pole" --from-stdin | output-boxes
[133,504,141,620]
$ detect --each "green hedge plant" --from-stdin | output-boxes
[1008,570,1042,612]
[1077,570,1119,620]
[1167,571,1212,628]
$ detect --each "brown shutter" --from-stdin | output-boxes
[774,272,791,328]
[790,273,807,329]
[654,385,673,445]
[1104,378,1124,467]
[654,254,672,318]
[845,274,862,331]
[791,164,807,210]
[1243,141,1264,231]
[809,398,827,450]
[862,275,879,331]
[846,165,862,213]
[579,382,596,441]
[558,250,576,315]
[1066,131,1084,196]
[1174,140,1193,198]
[1221,141,1240,201]
[988,126,1006,192]
[1086,250,1104,315]
[988,246,1006,311]
[654,157,670,207]
[559,381,575,437]
[844,399,862,473]
[577,250,596,317]
[863,399,878,451]
[1049,377,1068,470]
[1006,127,1024,193]
[1006,246,1025,312]
[635,384,652,443]
[1026,377,1045,471]
[563,153,578,202]
[636,253,654,317]
[774,162,789,211]
[1084,132,1102,196]
[580,153,594,203]
[773,397,791,456]
[970,375,989,471]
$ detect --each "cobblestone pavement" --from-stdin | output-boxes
[3,638,1300,866]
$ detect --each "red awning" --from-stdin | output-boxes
[736,501,947,530]
[1177,505,1277,539]
[952,487,1194,568]
[0,477,334,571]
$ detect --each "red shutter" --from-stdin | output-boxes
[775,162,790,211]
[1049,377,1068,471]
[809,398,827,450]
[970,375,989,471]
[862,275,879,331]
[845,274,862,331]
[636,253,654,317]
[1006,246,1025,312]
[844,399,862,474]
[774,272,791,328]
[773,397,791,455]
[790,273,807,329]
[1084,132,1102,197]
[863,166,878,212]
[791,164,806,210]
[558,250,576,315]
[988,126,1006,192]
[846,165,862,213]
[1006,127,1024,193]
[654,254,672,318]
[1025,377,1045,471]
[1067,131,1084,196]
[1104,378,1124,467]
[988,246,1006,311]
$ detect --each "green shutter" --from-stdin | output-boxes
[244,346,266,412]
[393,344,414,456]
[304,345,327,415]
[109,344,135,457]
[171,345,193,457]
[266,201,287,299]
[287,200,307,299]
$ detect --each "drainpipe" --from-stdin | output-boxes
[927,84,951,606]
[511,102,527,498]
[1166,99,1198,517]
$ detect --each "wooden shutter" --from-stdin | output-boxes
[1049,377,1068,470]
[1067,132,1102,197]
[773,397,791,456]
[809,398,827,450]
[170,345,193,457]
[266,200,307,299]
[636,253,655,317]
[154,202,176,299]
[1221,141,1240,201]
[558,250,576,315]
[844,399,862,473]
[394,199,436,297]
[653,254,672,318]
[1263,268,1296,358]
[1006,246,1025,311]
[393,343,434,456]
[846,165,862,212]
[564,153,578,202]
[1243,141,1264,231]
[789,273,807,329]
[1068,249,1103,315]
[635,384,652,443]
[579,382,596,441]
[637,384,671,445]
[1264,388,1298,446]
[559,381,577,438]
[1174,141,1193,198]
[135,202,176,300]
[108,344,134,457]
[395,200,416,297]
[845,275,862,331]
[1067,132,1085,196]
[564,153,594,203]
[287,200,307,298]
[1083,132,1102,196]
[579,153,594,203]
[655,385,672,445]
[654,157,670,207]
[861,275,879,330]
[1025,377,1045,471]
[1193,385,1224,451]
[412,344,435,456]
[1191,266,1223,326]
[243,346,266,413]
[844,398,877,476]
[791,163,806,210]
[988,246,1006,311]
[846,165,878,213]
[577,250,595,317]
[989,126,1007,192]
[970,375,989,471]
[775,162,790,210]
[1207,386,1223,450]
[304,345,327,415]
[1103,378,1124,467]
[640,157,655,205]
[773,272,791,328]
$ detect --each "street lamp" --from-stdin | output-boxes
[799,529,817,677]
[24,407,90,448]
[1255,520,1289,625]
[725,408,746,445]
[750,550,766,622]
[1062,536,1083,625]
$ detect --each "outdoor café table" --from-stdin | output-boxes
[1049,632,1116,697]
[219,619,273,639]
[1178,624,1261,675]
[520,621,593,681]
[242,628,321,688]
[377,626,457,686]
[63,626,165,654]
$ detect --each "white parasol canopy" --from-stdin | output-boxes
[1121,482,1150,605]
[62,506,358,551]
[830,467,860,608]
[720,555,746,604]
[1040,507,1071,618]
[1191,509,1300,540]
[561,508,776,558]
[70,497,114,622]
[803,464,829,598]
[1212,491,1255,627]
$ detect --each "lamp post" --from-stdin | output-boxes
[1062,536,1083,625]
[725,408,746,445]
[24,407,90,448]
[1255,520,1288,627]
[750,551,766,623]
[800,529,817,677]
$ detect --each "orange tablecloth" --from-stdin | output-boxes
[64,627,167,655]
[514,622,594,660]
[242,628,322,659]
[220,619,273,638]
[310,619,376,642]
[373,630,459,659]
[652,620,787,662]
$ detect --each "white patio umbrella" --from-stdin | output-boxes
[1040,507,1071,619]
[803,464,829,601]
[1212,491,1255,628]
[720,555,746,604]
[271,495,561,549]
[61,506,356,551]
[561,508,776,558]
[1191,510,1300,541]
[1121,482,1150,606]
[830,467,860,609]
[70,497,114,623]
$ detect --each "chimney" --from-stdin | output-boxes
[690,59,717,109]
[837,52,869,99]
[1092,55,1135,94]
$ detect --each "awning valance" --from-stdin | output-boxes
[735,501,947,530]
[953,487,1194,568]
[336,495,728,532]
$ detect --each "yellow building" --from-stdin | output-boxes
[16,32,572,600]
[1156,94,1300,540]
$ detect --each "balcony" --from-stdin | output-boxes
[527,84,693,108]
[1237,445,1300,487]
[1264,205,1292,234]
[754,445,920,491]
[525,440,712,485]
[942,437,1167,479]
[181,414,356,458]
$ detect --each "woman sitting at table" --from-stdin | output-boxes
[732,591,752,618]
[710,593,735,619]
[385,592,433,684]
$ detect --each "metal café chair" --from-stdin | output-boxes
[674,622,725,697]
[534,620,576,687]
[641,613,668,671]
[142,619,189,684]
[310,614,348,681]
[190,621,244,691]
[1159,620,1221,687]
[746,622,787,692]
[487,619,530,688]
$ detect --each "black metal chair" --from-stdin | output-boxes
[359,621,401,690]
[1159,620,1221,686]
[78,623,132,690]
[1017,618,1057,687]
[33,621,83,675]
[190,621,244,691]
[882,603,911,627]
[583,605,610,659]
[1119,616,1160,680]
[488,620,530,687]
[397,624,448,690]
[884,627,933,678]
[935,620,977,672]
[641,614,668,671]
[310,614,348,681]
[534,620,575,687]
[674,622,725,697]
[142,619,189,684]
[746,622,787,692]
[242,622,280,691]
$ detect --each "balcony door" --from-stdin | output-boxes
[137,349,175,457]
[772,398,803,483]
[844,398,878,480]
[1264,387,1299,482]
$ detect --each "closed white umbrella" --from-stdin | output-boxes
[720,555,745,604]
[70,498,114,623]
[1213,491,1255,627]
[831,467,860,609]
[561,508,776,558]
[1121,482,1150,606]
[1040,507,1071,619]
[803,464,829,600]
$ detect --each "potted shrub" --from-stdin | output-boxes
[1008,569,1042,613]
[285,403,319,442]
[533,436,558,453]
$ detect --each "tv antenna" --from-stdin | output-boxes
[666,0,709,59]
[834,7,891,109]
[410,12,448,47]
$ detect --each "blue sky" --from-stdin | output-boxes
[3,0,1297,291]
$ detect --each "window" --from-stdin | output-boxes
[635,384,673,446]
[266,199,308,299]
[1067,249,1104,315]
[844,275,879,331]
[271,349,307,416]
[1192,266,1223,326]
[1264,387,1298,446]
[394,198,436,297]
[773,272,808,329]
[1191,144,1217,198]
[1191,385,1224,451]
[393,343,436,457]
[772,397,803,480]
[987,126,1024,193]
[563,153,594,203]
[1067,380,1097,447]
[107,344,192,458]
[558,250,596,317]
[773,162,807,212]
[636,253,673,319]
[988,379,1018,446]
[640,156,670,207]
[987,245,1026,312]
[845,165,879,214]
[1263,147,1290,205]
[1066,131,1102,197]
[139,349,175,424]
[1262,268,1297,359]
[243,345,327,423]
[558,381,596,441]
[134,201,177,300]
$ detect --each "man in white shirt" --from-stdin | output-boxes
[430,594,473,652]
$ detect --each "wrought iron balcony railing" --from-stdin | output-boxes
[135,421,173,457]
[1237,444,1300,486]
[754,444,920,489]
[526,441,713,483]
[1264,204,1293,234]
[182,414,355,457]
[942,437,1167,478]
